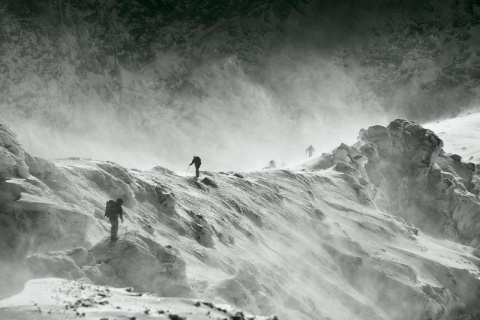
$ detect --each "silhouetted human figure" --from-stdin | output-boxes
[263,160,276,169]
[306,145,315,158]
[105,198,124,241]
[190,156,202,177]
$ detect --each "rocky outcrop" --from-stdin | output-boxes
[309,119,480,248]
[364,119,480,247]
[0,124,29,181]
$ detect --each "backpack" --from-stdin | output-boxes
[104,200,118,219]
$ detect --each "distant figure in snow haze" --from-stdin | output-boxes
[263,160,277,169]
[306,145,315,158]
[105,198,124,241]
[190,156,202,178]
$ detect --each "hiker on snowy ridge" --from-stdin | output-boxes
[306,145,315,158]
[263,160,277,169]
[190,156,202,178]
[105,198,124,241]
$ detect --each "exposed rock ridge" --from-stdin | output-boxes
[312,118,480,248]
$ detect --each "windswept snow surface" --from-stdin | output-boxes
[425,112,480,163]
[1,120,480,320]
[0,278,276,320]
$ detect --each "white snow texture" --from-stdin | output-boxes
[1,115,480,320]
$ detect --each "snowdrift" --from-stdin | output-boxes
[0,278,277,320]
[426,112,480,164]
[1,118,480,320]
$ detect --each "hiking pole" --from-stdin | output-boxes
[185,165,191,176]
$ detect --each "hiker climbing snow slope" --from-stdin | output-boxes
[306,145,315,158]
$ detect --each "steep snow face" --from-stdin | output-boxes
[1,120,480,320]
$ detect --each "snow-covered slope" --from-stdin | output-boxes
[0,278,277,320]
[426,112,480,163]
[1,119,480,320]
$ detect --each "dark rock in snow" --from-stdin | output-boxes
[201,177,218,188]
[450,154,462,162]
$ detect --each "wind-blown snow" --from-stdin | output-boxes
[1,118,480,320]
[2,0,480,172]
[425,112,480,163]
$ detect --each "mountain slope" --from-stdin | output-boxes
[0,278,278,320]
[1,118,480,320]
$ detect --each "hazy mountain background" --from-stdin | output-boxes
[1,0,479,171]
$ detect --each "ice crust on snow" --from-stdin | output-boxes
[1,118,480,319]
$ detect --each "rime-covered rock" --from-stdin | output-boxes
[304,119,480,248]
[91,233,190,296]
[361,120,480,247]
[26,233,190,297]
[0,123,29,180]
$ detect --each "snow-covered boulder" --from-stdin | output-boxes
[26,248,95,280]
[26,233,191,297]
[91,233,190,296]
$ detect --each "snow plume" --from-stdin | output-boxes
[0,257,30,300]
[4,53,386,172]
[282,0,480,122]
[4,0,480,171]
